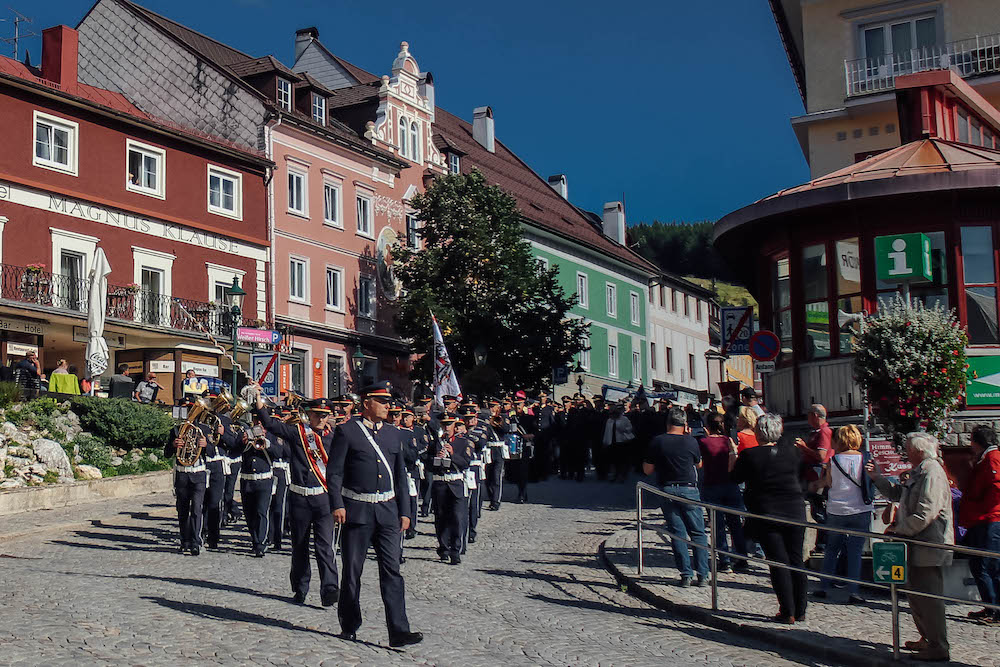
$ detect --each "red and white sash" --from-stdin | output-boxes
[298,423,328,490]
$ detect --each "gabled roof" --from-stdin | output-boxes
[326,82,381,110]
[295,71,336,95]
[304,38,381,86]
[432,107,657,275]
[229,55,301,80]
[120,0,251,67]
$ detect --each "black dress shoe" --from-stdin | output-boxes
[388,631,424,648]
[339,630,357,641]
[450,555,461,565]
[438,552,449,561]
[399,555,406,564]
[468,536,476,544]
[177,545,186,554]
[190,546,200,557]
[292,591,306,604]
[252,549,265,558]
[207,542,218,550]
[460,548,467,555]
[320,591,337,607]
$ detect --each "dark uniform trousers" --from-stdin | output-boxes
[270,463,290,549]
[288,491,339,599]
[224,459,242,521]
[241,476,273,552]
[466,483,480,544]
[433,479,467,558]
[175,470,206,548]
[339,499,410,636]
[203,461,226,546]
[486,449,504,508]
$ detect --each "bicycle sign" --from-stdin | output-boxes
[873,541,907,584]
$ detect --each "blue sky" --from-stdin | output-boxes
[12,0,809,224]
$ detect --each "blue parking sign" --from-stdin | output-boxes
[251,353,279,398]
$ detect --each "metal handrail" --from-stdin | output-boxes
[635,480,1000,662]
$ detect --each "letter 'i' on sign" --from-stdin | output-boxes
[875,233,932,283]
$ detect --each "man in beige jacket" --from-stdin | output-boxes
[867,432,953,662]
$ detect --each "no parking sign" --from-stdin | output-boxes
[748,330,780,362]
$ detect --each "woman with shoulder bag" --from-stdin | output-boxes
[812,424,873,603]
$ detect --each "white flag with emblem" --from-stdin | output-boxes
[431,313,462,406]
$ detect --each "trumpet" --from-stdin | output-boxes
[284,391,307,424]
[248,423,268,451]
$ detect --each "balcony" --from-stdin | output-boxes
[0,263,237,337]
[845,33,1000,97]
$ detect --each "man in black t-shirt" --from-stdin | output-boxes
[643,407,709,587]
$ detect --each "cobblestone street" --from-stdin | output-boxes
[0,479,828,666]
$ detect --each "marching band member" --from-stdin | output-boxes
[399,407,421,543]
[254,390,339,607]
[164,400,211,556]
[416,401,437,517]
[268,407,291,553]
[484,398,507,511]
[511,392,537,504]
[203,392,239,550]
[241,413,287,557]
[461,403,486,552]
[328,381,422,648]
[431,413,472,565]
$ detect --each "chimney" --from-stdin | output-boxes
[41,26,78,90]
[547,174,568,199]
[418,71,435,122]
[602,201,626,244]
[295,27,319,63]
[472,106,495,153]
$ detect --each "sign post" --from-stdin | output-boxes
[874,541,908,661]
[721,307,754,355]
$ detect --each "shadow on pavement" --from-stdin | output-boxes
[129,574,308,606]
[479,567,617,590]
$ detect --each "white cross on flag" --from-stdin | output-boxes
[431,313,462,407]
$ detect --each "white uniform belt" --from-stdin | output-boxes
[175,463,206,473]
[240,471,272,481]
[470,460,485,467]
[342,488,395,503]
[204,455,226,463]
[224,456,241,464]
[273,461,290,469]
[489,441,504,447]
[433,472,464,482]
[289,484,326,496]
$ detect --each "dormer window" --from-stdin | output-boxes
[449,153,460,174]
[311,93,326,126]
[277,79,292,112]
[398,116,409,158]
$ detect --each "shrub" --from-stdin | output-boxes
[0,382,21,409]
[42,470,59,484]
[68,397,175,451]
[73,433,112,470]
[854,295,967,439]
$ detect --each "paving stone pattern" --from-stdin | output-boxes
[0,479,828,666]
[605,517,999,666]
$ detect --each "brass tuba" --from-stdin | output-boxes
[176,398,212,466]
[230,397,252,424]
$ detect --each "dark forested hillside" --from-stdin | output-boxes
[628,220,739,284]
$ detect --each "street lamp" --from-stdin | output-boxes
[224,277,246,388]
[473,343,488,367]
[351,346,367,386]
[576,374,584,394]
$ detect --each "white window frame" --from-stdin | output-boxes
[449,153,460,174]
[406,214,420,250]
[50,228,98,287]
[323,181,342,228]
[311,93,326,126]
[579,334,590,371]
[33,111,78,176]
[325,265,344,312]
[632,350,641,381]
[287,169,307,216]
[608,342,618,378]
[132,246,175,326]
[289,255,308,304]
[277,78,292,112]
[689,353,696,382]
[205,263,246,307]
[398,116,409,158]
[606,282,617,318]
[356,193,373,238]
[859,13,938,59]
[629,291,640,326]
[576,272,589,308]
[358,274,376,319]
[207,164,243,220]
[125,139,166,199]
[410,120,420,163]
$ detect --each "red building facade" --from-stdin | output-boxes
[0,26,271,402]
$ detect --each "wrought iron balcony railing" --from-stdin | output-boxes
[845,32,1000,97]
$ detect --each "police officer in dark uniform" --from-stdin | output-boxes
[268,407,291,552]
[431,414,472,564]
[328,381,422,648]
[240,413,287,557]
[254,391,339,607]
[164,407,211,555]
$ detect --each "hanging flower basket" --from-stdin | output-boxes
[124,282,141,294]
[25,263,45,274]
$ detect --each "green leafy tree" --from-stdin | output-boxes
[394,170,589,395]
[629,220,739,283]
[854,296,967,439]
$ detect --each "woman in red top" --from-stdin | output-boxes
[736,407,760,453]
[960,424,1000,623]
[698,412,749,573]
